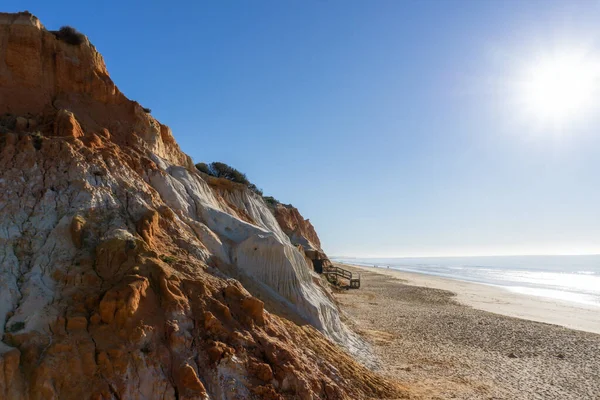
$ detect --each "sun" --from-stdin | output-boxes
[517,52,600,125]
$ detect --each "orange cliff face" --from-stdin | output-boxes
[0,11,190,167]
[272,204,322,252]
[272,203,332,268]
[0,12,408,400]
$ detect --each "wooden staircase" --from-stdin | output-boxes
[323,265,361,289]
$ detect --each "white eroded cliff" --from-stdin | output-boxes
[148,160,353,343]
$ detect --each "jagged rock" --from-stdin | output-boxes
[176,363,207,397]
[272,204,322,251]
[242,296,265,326]
[0,11,408,400]
[251,361,274,382]
[136,209,160,246]
[53,109,84,138]
[271,203,333,272]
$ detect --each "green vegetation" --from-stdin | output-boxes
[53,26,85,46]
[208,162,250,185]
[195,162,211,175]
[263,196,293,208]
[195,162,295,205]
[248,183,263,196]
[195,161,264,195]
[263,196,279,207]
[159,254,177,264]
[142,107,152,113]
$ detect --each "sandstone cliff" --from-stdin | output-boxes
[272,205,321,253]
[0,12,407,400]
[271,204,331,270]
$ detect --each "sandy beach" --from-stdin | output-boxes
[334,263,600,400]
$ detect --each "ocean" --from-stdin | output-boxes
[333,255,600,308]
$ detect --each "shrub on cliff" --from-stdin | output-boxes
[263,196,279,207]
[248,183,263,196]
[209,162,250,185]
[195,162,266,195]
[195,162,211,175]
[53,26,86,46]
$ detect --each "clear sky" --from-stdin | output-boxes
[7,1,600,257]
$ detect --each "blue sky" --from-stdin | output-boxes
[7,1,600,256]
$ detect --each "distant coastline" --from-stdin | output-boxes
[333,254,600,309]
[335,260,600,334]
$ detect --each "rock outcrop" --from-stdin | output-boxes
[0,12,408,399]
[272,204,332,271]
[272,205,321,253]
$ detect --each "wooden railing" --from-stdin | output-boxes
[323,265,361,289]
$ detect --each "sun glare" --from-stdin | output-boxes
[517,52,600,126]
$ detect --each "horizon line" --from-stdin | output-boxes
[330,252,600,259]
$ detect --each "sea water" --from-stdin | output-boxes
[333,255,600,308]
